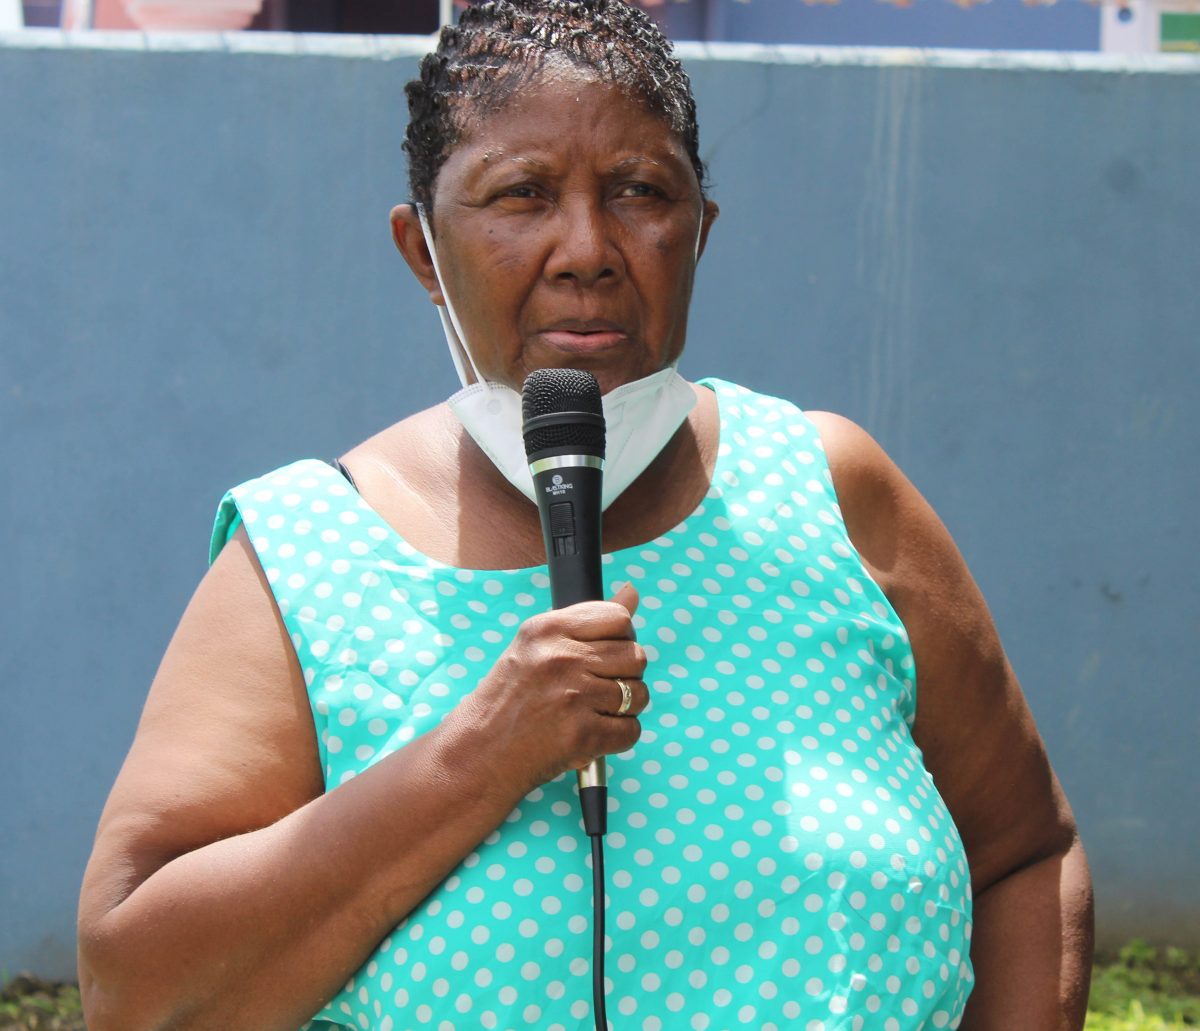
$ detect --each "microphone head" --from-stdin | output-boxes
[522,368,606,460]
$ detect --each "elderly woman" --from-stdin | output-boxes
[78,2,1093,1029]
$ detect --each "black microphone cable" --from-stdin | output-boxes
[581,783,608,1031]
[591,831,607,1031]
[579,731,609,1031]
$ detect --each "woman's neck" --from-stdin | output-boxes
[345,384,718,571]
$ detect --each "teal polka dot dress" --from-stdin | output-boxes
[211,379,974,1031]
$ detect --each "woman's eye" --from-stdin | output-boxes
[499,185,540,200]
[618,182,662,199]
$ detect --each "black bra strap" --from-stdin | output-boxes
[330,458,358,491]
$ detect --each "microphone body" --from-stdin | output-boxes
[529,455,605,607]
[522,370,608,835]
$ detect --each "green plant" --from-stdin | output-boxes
[0,975,84,1031]
[1086,940,1200,1029]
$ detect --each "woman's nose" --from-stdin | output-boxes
[543,202,622,288]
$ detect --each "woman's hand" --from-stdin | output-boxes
[458,582,650,794]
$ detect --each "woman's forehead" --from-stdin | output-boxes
[446,72,690,174]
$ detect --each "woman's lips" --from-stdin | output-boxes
[538,330,628,353]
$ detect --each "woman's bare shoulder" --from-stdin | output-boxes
[341,402,458,492]
[802,410,910,590]
[802,408,995,652]
[802,410,893,489]
[349,402,455,453]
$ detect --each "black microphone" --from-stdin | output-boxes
[521,368,607,837]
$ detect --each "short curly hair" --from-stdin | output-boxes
[404,0,707,214]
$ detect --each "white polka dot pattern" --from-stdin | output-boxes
[211,379,974,1030]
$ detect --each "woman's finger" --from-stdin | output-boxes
[578,638,647,680]
[610,581,639,617]
[593,675,650,718]
[537,599,636,642]
[590,713,642,759]
[550,583,639,642]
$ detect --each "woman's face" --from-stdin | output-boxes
[396,68,718,396]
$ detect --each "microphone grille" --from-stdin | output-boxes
[522,368,603,419]
[521,369,605,458]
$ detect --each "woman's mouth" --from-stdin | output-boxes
[539,329,628,353]
[538,321,629,354]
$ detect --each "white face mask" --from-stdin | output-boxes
[416,204,700,511]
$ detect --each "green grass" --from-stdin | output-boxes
[1085,941,1200,1030]
[0,975,82,1031]
[2,941,1197,1030]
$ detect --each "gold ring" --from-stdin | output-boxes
[615,677,633,716]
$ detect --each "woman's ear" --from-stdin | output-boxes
[390,204,445,306]
[697,199,720,261]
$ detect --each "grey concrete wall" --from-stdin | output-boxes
[660,0,1101,51]
[1,31,1197,980]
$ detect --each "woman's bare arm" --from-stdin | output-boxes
[78,529,646,1031]
[812,411,1094,1030]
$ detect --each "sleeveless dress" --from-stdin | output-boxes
[211,378,974,1031]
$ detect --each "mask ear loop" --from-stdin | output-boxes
[416,202,484,389]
